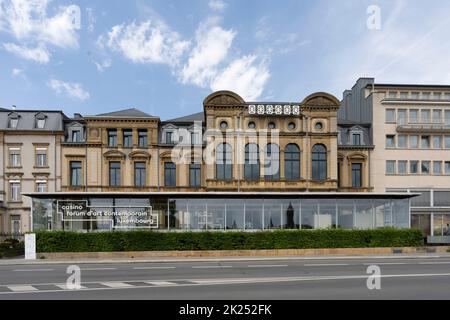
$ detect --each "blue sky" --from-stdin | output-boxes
[1,0,450,120]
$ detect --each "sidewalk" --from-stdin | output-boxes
[1,252,450,266]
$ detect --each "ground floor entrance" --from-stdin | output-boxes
[26,192,413,232]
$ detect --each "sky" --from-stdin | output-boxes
[1,0,450,120]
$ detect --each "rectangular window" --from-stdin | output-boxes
[433,110,442,123]
[70,161,82,186]
[410,135,419,148]
[446,162,450,175]
[410,92,419,100]
[410,161,419,174]
[352,134,361,145]
[421,110,430,123]
[191,132,201,145]
[123,129,133,148]
[397,109,407,125]
[434,92,442,100]
[445,136,450,149]
[387,92,397,99]
[386,161,396,175]
[421,136,430,149]
[166,132,173,144]
[422,92,431,100]
[9,182,21,201]
[36,182,47,193]
[398,161,407,174]
[134,162,146,187]
[397,135,407,148]
[138,129,148,148]
[165,162,176,187]
[386,109,396,122]
[189,164,201,188]
[409,109,418,123]
[445,110,450,126]
[421,161,431,175]
[9,149,21,167]
[109,162,121,187]
[400,92,408,99]
[36,119,45,129]
[72,130,81,142]
[444,93,450,100]
[433,136,442,149]
[351,163,362,188]
[386,135,395,148]
[9,118,18,129]
[36,149,47,167]
[108,129,117,147]
[434,161,443,175]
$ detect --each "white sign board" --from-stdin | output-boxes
[25,234,36,260]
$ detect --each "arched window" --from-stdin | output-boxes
[312,144,327,181]
[216,143,232,181]
[285,144,300,181]
[264,143,280,181]
[244,144,260,181]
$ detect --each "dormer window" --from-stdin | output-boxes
[352,133,361,145]
[72,130,81,142]
[35,113,47,129]
[8,113,19,129]
[349,127,365,146]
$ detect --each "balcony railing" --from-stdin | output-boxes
[397,122,450,133]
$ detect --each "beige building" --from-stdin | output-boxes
[0,109,64,235]
[341,78,450,237]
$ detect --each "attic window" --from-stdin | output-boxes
[9,117,19,129]
[35,114,47,129]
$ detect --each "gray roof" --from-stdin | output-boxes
[163,112,204,123]
[94,108,156,118]
[0,110,65,131]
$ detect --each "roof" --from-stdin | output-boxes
[93,108,156,118]
[163,112,204,123]
[337,119,371,127]
[367,83,450,90]
[0,110,65,131]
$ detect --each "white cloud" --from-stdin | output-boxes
[211,55,270,101]
[47,79,90,101]
[208,0,227,12]
[94,59,112,72]
[3,42,50,63]
[11,68,23,76]
[86,7,95,33]
[0,0,80,62]
[180,18,235,86]
[106,20,190,67]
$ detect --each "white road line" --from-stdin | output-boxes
[363,263,407,266]
[304,263,350,267]
[133,267,176,270]
[55,284,87,290]
[247,265,288,268]
[192,266,233,269]
[419,262,450,265]
[101,282,134,288]
[13,269,55,272]
[145,281,177,286]
[81,268,117,271]
[8,285,38,292]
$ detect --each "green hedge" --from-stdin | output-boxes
[36,228,424,253]
[0,240,24,259]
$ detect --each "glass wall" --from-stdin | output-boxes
[32,196,411,232]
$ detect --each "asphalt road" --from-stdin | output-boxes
[1,255,450,300]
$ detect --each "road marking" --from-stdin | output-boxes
[133,267,176,270]
[304,263,350,267]
[55,284,87,290]
[192,266,233,269]
[247,265,288,268]
[145,281,177,286]
[419,262,450,265]
[13,269,55,272]
[81,268,117,271]
[101,282,134,288]
[363,263,406,266]
[8,285,38,292]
